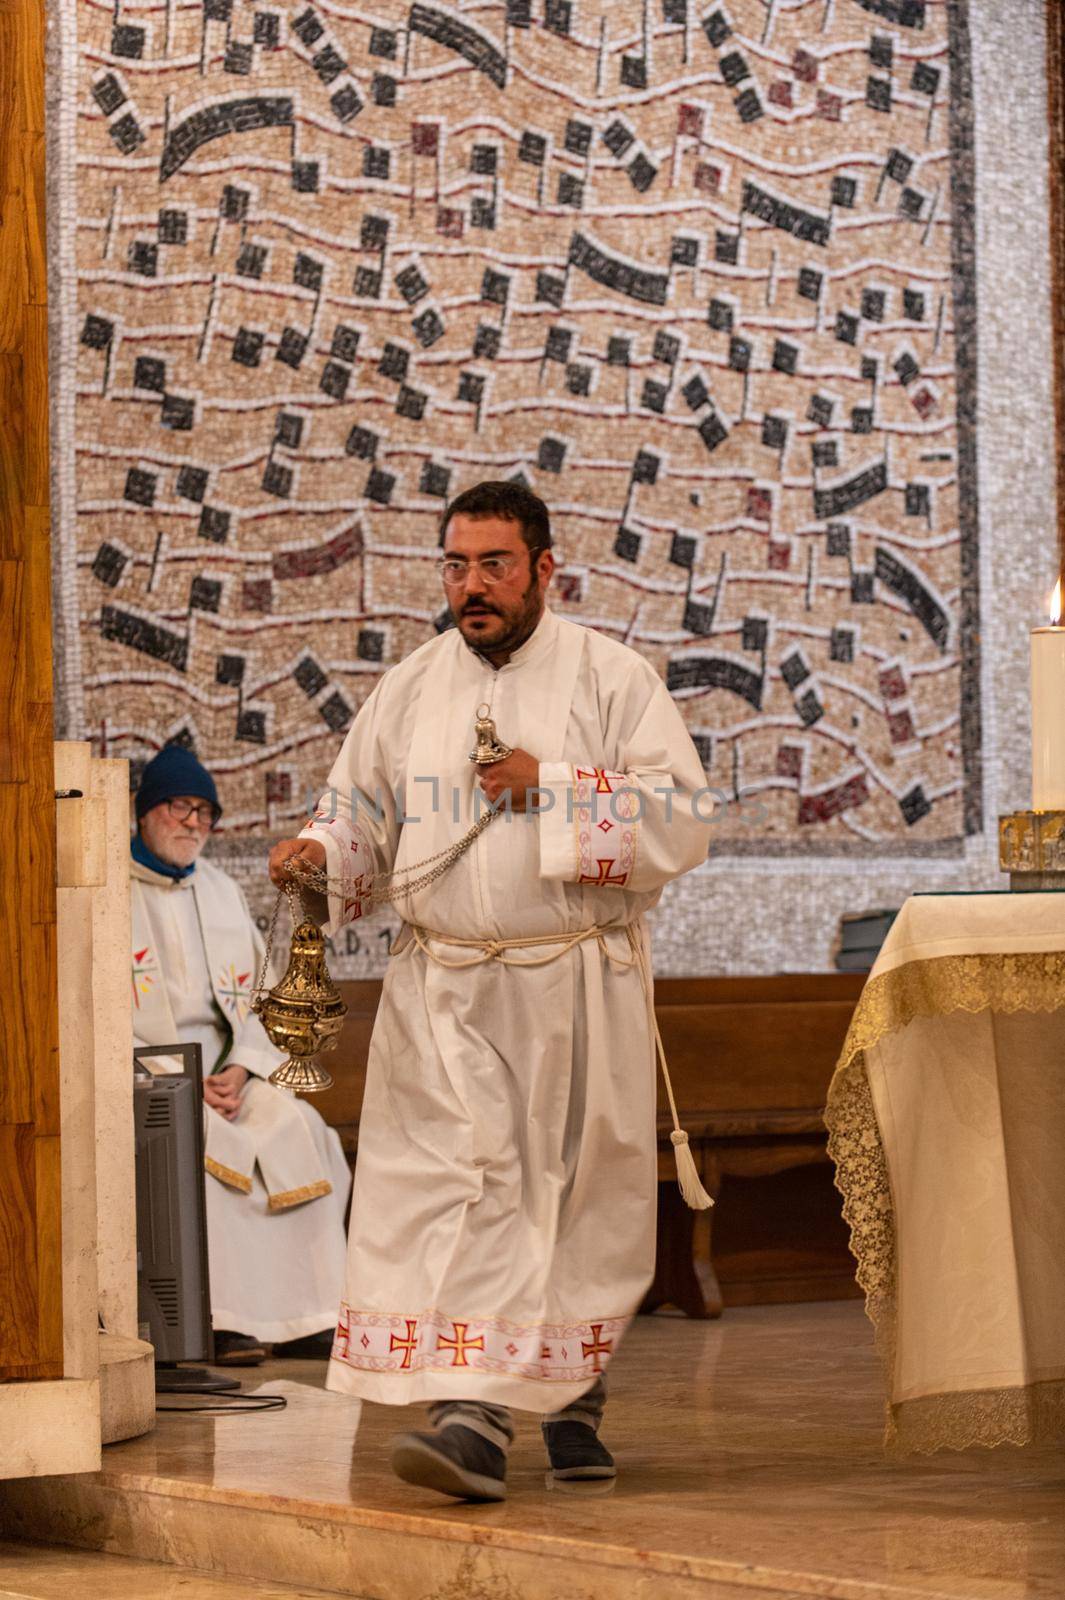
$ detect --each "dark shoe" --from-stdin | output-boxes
[542,1420,616,1481]
[391,1424,507,1502]
[212,1331,266,1366]
[272,1330,334,1360]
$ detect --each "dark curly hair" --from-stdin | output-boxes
[439,480,552,555]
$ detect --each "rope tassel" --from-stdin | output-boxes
[640,937,716,1213]
[670,1129,714,1212]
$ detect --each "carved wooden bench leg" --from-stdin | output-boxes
[640,1163,724,1320]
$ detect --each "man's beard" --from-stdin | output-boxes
[452,579,542,655]
[153,831,205,868]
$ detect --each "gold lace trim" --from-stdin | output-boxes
[825,950,1065,1453]
[267,1178,332,1212]
[204,1156,253,1194]
[834,949,1065,1067]
[889,1380,1065,1455]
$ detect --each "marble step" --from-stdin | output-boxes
[0,1539,338,1600]
[0,1462,798,1600]
[2,1309,1060,1600]
[0,1351,831,1600]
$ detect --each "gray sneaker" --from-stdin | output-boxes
[390,1423,507,1502]
[542,1420,617,1480]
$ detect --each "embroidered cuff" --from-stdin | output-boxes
[537,763,639,888]
[298,813,372,933]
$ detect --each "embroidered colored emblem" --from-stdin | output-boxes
[581,1323,615,1373]
[131,946,157,1009]
[436,1321,485,1368]
[217,963,252,1022]
[579,858,630,888]
[575,766,620,794]
[389,1318,419,1369]
[343,870,370,924]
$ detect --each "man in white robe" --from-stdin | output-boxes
[132,746,351,1364]
[271,481,709,1495]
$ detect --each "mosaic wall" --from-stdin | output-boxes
[56,0,1013,965]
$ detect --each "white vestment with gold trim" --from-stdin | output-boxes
[131,856,351,1341]
[300,609,707,1410]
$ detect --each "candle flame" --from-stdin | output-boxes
[1053,579,1063,627]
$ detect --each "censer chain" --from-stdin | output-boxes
[253,809,498,1004]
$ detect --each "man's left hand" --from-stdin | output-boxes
[477,748,540,813]
[204,1063,250,1121]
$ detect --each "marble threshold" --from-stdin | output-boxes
[0,1304,1062,1600]
[0,1538,332,1599]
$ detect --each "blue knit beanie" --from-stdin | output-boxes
[135,746,221,821]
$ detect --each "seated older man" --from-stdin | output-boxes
[130,745,350,1364]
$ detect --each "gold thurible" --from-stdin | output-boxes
[254,906,347,1093]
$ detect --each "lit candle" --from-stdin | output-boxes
[1031,578,1065,810]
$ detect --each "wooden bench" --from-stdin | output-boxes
[314,973,865,1319]
[643,973,864,1318]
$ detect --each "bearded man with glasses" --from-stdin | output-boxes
[131,745,351,1365]
[270,480,709,1499]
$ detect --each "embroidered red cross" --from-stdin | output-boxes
[334,1310,351,1360]
[436,1322,485,1368]
[576,767,619,793]
[389,1319,419,1370]
[581,1324,614,1373]
[579,859,629,887]
[344,873,368,922]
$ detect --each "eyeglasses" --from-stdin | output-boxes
[436,551,544,588]
[165,799,218,826]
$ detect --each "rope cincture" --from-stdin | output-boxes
[261,845,714,1211]
[404,921,714,1213]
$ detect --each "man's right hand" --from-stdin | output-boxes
[268,836,327,887]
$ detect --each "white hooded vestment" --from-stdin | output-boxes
[131,855,351,1342]
[301,608,708,1410]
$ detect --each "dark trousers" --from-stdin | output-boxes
[427,1376,608,1452]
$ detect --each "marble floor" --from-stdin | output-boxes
[1,1302,1063,1600]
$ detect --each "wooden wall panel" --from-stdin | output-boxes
[0,789,33,1130]
[0,0,63,1384]
[0,564,26,781]
[0,1126,37,1370]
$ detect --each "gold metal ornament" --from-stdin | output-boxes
[998,808,1065,890]
[253,904,347,1092]
[469,703,513,766]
